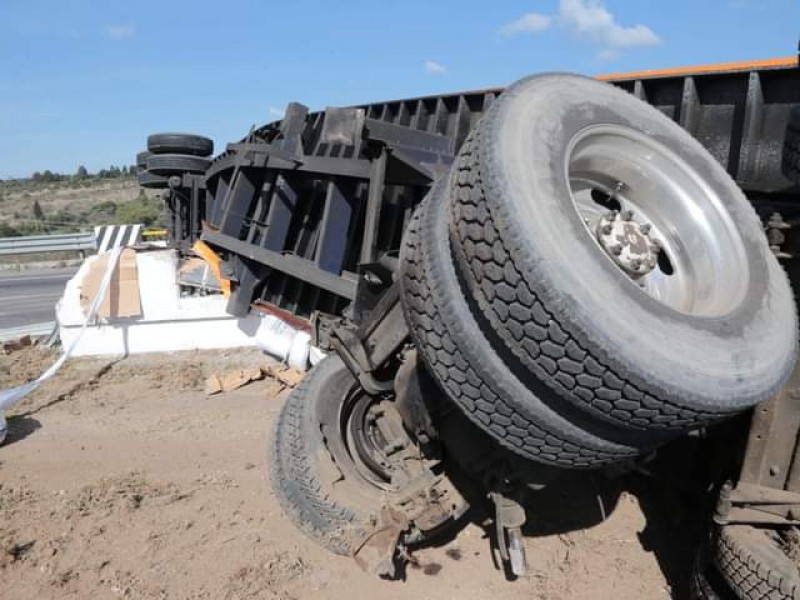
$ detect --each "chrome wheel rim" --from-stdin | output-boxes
[566,124,749,317]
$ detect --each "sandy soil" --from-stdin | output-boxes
[0,347,702,599]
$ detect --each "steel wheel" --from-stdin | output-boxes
[567,124,749,317]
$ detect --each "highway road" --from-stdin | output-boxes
[0,267,78,330]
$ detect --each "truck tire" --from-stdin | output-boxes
[399,178,654,468]
[136,150,152,168]
[713,524,800,600]
[782,106,800,186]
[146,154,210,176]
[270,355,466,557]
[147,133,213,157]
[137,170,168,189]
[449,74,797,433]
[692,548,736,599]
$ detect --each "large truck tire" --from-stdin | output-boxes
[448,73,797,433]
[713,524,800,600]
[147,132,213,157]
[146,153,211,176]
[137,170,169,189]
[692,547,737,599]
[269,355,467,557]
[135,150,152,168]
[399,179,657,468]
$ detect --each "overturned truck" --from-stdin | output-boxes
[138,53,800,597]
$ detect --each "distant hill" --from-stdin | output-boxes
[0,170,163,237]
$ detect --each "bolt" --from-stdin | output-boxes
[630,259,642,271]
[640,223,651,234]
[770,465,781,477]
[610,244,623,256]
[609,210,619,220]
[601,224,613,235]
[621,210,634,221]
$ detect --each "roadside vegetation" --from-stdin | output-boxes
[0,165,165,237]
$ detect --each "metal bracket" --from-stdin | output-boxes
[489,492,528,577]
[715,481,800,525]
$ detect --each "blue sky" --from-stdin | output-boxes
[1,0,798,179]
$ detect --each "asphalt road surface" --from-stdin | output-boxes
[0,267,78,330]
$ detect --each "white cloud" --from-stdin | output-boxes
[424,60,447,74]
[105,25,135,40]
[499,13,553,36]
[559,0,660,50]
[499,1,660,59]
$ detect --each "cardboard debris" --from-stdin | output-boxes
[80,248,142,319]
[263,363,304,388]
[204,374,224,396]
[204,363,305,396]
[205,367,264,395]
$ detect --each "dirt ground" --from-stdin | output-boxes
[0,346,704,599]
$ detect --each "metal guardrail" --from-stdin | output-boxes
[0,321,57,343]
[0,232,97,256]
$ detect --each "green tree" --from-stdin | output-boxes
[33,199,44,221]
[75,165,88,179]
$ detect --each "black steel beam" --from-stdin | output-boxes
[203,231,358,300]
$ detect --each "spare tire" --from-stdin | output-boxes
[448,74,797,433]
[137,170,168,189]
[713,524,800,599]
[147,132,213,157]
[782,106,800,186]
[400,178,654,467]
[135,150,152,168]
[146,154,210,176]
[692,547,736,599]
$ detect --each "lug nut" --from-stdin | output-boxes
[609,210,619,220]
[621,210,634,221]
[601,224,613,235]
[611,244,623,256]
[630,259,642,271]
[640,223,651,234]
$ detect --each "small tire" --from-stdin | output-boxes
[136,150,152,168]
[137,170,169,189]
[713,524,800,599]
[146,153,210,176]
[270,355,466,556]
[782,106,800,186]
[147,132,213,157]
[692,548,737,599]
[399,177,650,468]
[449,74,797,433]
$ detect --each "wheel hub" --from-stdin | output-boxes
[595,210,661,278]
